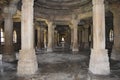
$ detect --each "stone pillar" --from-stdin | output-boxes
[37,27,41,49]
[47,21,53,52]
[3,5,17,62]
[89,0,110,75]
[72,20,79,51]
[79,27,82,48]
[84,25,89,49]
[17,0,38,75]
[111,7,120,60]
[81,27,85,49]
[70,27,73,49]
[52,25,55,49]
[54,30,58,47]
[44,29,47,49]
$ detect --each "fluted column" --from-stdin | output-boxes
[47,21,53,52]
[111,7,120,60]
[71,20,79,51]
[17,0,38,75]
[89,0,110,75]
[3,4,17,62]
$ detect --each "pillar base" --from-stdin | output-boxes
[72,48,79,52]
[47,48,53,52]
[2,54,16,62]
[111,49,120,61]
[89,49,110,75]
[17,49,38,76]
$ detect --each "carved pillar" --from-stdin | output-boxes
[111,7,120,60]
[89,0,110,75]
[72,20,79,51]
[17,0,38,75]
[3,5,17,62]
[47,21,53,52]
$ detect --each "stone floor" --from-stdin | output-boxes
[0,50,120,80]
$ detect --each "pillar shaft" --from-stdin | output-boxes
[17,0,38,75]
[3,5,17,62]
[89,0,110,75]
[70,28,73,49]
[37,27,41,48]
[72,21,78,51]
[21,1,34,50]
[44,29,47,48]
[47,22,53,52]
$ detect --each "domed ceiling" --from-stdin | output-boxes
[0,0,120,22]
[34,0,91,19]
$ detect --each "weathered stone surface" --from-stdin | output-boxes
[89,49,110,75]
[17,0,38,75]
[17,49,38,75]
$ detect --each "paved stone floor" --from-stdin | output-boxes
[0,50,120,80]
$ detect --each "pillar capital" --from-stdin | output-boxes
[71,19,79,26]
[22,0,34,4]
[92,0,104,5]
[46,21,53,27]
[3,6,17,18]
